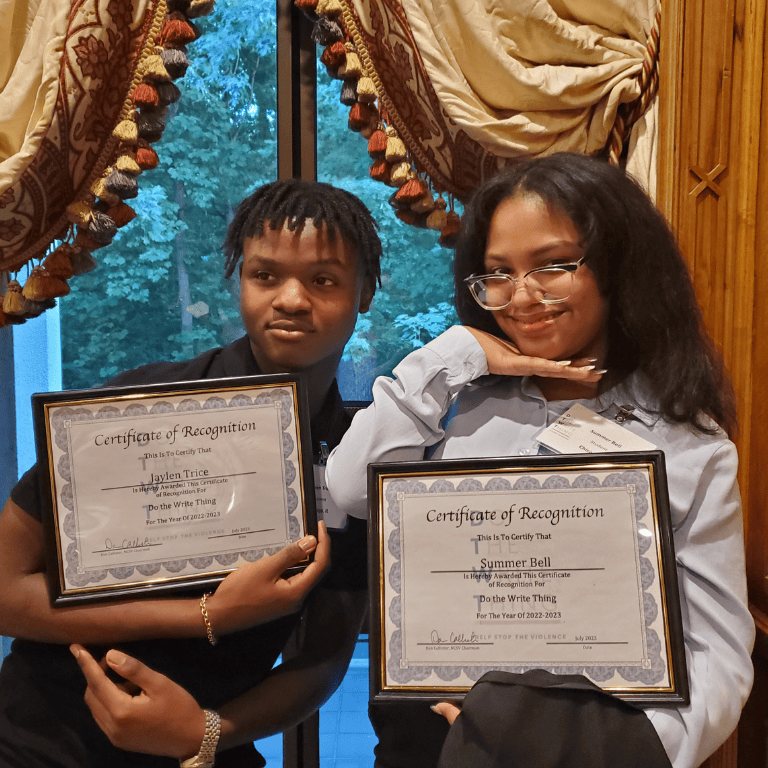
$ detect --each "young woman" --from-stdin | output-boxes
[325,153,754,768]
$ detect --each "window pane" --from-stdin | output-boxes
[316,68,459,401]
[59,0,278,389]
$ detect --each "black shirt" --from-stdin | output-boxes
[1,336,366,768]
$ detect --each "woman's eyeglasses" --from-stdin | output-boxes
[464,257,586,310]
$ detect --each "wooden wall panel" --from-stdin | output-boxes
[658,0,767,764]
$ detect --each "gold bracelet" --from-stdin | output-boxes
[200,593,217,646]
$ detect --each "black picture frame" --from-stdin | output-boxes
[368,451,688,705]
[33,373,316,606]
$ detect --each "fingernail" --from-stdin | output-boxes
[578,365,596,371]
[70,646,80,659]
[298,535,317,553]
[430,704,440,713]
[585,358,599,363]
[593,369,608,375]
[107,649,126,665]
[555,360,572,366]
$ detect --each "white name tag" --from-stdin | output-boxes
[314,463,348,530]
[537,403,655,454]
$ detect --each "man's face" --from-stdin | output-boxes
[239,223,373,374]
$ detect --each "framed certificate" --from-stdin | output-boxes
[33,374,316,605]
[369,452,688,704]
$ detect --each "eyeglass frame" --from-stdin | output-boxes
[463,256,587,310]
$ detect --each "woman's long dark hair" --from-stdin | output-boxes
[453,153,737,437]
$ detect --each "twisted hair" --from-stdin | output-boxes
[223,179,382,289]
[453,153,737,437]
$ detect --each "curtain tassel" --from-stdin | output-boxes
[187,0,216,18]
[316,0,343,16]
[340,80,358,107]
[348,102,377,132]
[368,128,387,157]
[131,82,161,108]
[439,210,462,248]
[140,54,171,82]
[369,158,391,183]
[426,196,448,231]
[22,266,70,301]
[136,142,160,169]
[43,244,76,280]
[114,153,142,176]
[107,201,137,228]
[384,128,407,163]
[113,117,139,144]
[160,47,191,79]
[160,13,198,46]
[3,280,27,315]
[356,76,377,103]
[70,247,98,275]
[311,16,344,45]
[389,160,411,187]
[395,177,427,204]
[320,41,347,70]
[105,169,140,200]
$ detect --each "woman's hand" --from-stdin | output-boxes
[464,327,605,381]
[71,645,206,759]
[206,521,331,636]
[431,701,461,725]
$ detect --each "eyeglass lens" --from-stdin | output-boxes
[472,269,575,307]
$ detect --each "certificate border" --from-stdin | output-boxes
[33,374,316,606]
[368,452,688,705]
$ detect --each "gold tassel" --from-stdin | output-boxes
[339,47,362,80]
[357,76,377,103]
[316,0,342,15]
[3,280,26,315]
[115,154,142,175]
[66,201,93,226]
[91,177,121,207]
[113,118,139,143]
[188,0,216,18]
[140,54,171,82]
[22,266,70,301]
[410,188,436,214]
[427,196,448,231]
[390,161,411,187]
[385,128,407,163]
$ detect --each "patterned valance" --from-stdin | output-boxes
[299,0,660,244]
[0,0,213,325]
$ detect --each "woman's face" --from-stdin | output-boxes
[482,193,607,363]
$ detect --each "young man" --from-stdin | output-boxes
[0,179,382,767]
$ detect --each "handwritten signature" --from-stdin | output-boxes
[430,630,480,645]
[104,537,152,551]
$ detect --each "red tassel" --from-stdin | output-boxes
[131,82,160,108]
[160,13,197,45]
[320,41,346,69]
[369,158,391,183]
[395,178,427,204]
[136,142,160,170]
[295,0,318,10]
[107,201,137,228]
[367,129,387,158]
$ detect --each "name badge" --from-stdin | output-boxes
[537,403,655,454]
[314,463,348,530]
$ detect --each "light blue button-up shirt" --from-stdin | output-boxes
[327,326,754,768]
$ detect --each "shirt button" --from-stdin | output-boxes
[519,448,529,455]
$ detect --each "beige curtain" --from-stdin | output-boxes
[340,0,659,198]
[0,0,166,275]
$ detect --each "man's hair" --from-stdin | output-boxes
[223,178,382,290]
[453,152,736,436]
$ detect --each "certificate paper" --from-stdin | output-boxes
[33,375,315,604]
[369,453,688,704]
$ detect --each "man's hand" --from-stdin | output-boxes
[71,645,206,759]
[207,521,331,636]
[464,327,604,381]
